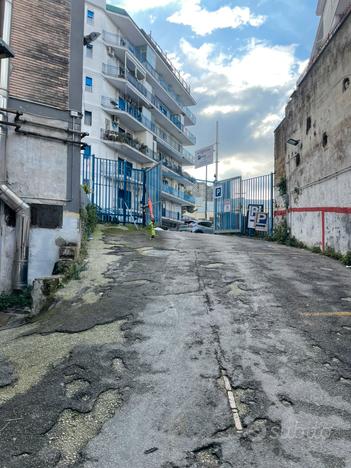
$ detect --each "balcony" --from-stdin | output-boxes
[102,30,196,123]
[100,128,156,163]
[161,161,195,184]
[162,183,195,205]
[162,208,182,222]
[103,64,195,144]
[101,96,194,165]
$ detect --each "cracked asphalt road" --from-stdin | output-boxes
[1,227,351,467]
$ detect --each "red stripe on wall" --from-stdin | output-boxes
[273,206,351,251]
[274,207,351,216]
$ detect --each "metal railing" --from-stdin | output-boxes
[162,183,195,204]
[100,128,155,159]
[162,208,182,221]
[102,30,196,125]
[101,95,194,165]
[103,64,196,142]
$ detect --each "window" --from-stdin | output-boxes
[83,145,91,159]
[295,153,301,167]
[343,78,350,92]
[87,9,94,25]
[84,111,92,126]
[85,76,93,92]
[86,44,93,58]
[306,116,311,135]
[4,204,16,227]
[31,205,63,229]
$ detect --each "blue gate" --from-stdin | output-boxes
[214,176,242,233]
[214,173,274,234]
[82,154,147,225]
[145,163,161,225]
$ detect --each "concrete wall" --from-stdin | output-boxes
[28,211,81,285]
[0,0,85,292]
[274,11,351,254]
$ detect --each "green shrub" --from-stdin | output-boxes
[272,219,289,244]
[341,251,351,266]
[0,288,32,311]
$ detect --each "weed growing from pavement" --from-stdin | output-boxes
[266,221,351,266]
[0,288,32,311]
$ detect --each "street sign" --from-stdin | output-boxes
[255,212,269,232]
[214,186,222,199]
[247,204,263,229]
[195,145,214,168]
[224,199,231,212]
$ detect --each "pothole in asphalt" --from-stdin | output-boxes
[277,394,294,407]
[227,281,247,297]
[191,443,222,467]
[65,379,90,399]
[112,358,125,373]
[121,280,151,286]
[204,263,225,269]
[137,248,171,257]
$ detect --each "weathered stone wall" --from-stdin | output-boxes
[274,12,351,253]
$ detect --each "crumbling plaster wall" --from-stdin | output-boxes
[274,12,351,253]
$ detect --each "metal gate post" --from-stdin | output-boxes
[270,172,274,235]
[91,154,95,206]
[142,169,146,227]
[123,160,127,225]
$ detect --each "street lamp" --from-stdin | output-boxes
[0,38,14,59]
[287,138,299,146]
[83,32,101,46]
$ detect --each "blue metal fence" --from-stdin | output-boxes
[214,173,274,235]
[145,163,161,225]
[82,154,146,225]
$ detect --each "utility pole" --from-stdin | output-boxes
[205,164,208,220]
[215,120,219,182]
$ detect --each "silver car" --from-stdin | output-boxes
[191,221,214,234]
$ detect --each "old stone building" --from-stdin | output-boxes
[274,0,351,254]
[0,0,85,291]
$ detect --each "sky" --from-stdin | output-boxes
[112,0,320,181]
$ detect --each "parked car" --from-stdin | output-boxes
[191,220,214,234]
[179,220,195,232]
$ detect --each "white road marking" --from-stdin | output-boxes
[221,370,243,433]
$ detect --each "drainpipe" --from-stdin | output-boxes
[0,185,30,289]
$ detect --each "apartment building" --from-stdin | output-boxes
[82,0,196,227]
[0,0,84,291]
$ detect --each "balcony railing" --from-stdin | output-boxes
[100,128,155,160]
[102,30,196,124]
[162,183,195,204]
[101,96,194,164]
[162,209,182,221]
[103,64,196,143]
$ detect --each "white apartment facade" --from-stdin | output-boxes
[311,0,351,59]
[82,0,196,226]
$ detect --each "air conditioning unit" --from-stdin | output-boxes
[107,46,114,57]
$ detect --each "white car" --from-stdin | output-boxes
[191,221,214,234]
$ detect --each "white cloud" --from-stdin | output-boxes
[115,0,176,13]
[201,105,243,116]
[180,38,302,93]
[251,113,282,139]
[167,0,266,36]
[220,153,273,178]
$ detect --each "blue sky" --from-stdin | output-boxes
[113,0,320,180]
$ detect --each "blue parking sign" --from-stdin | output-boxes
[215,186,222,198]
